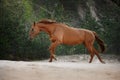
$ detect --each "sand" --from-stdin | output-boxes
[0,55,120,80]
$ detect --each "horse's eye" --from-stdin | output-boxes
[31,28,34,31]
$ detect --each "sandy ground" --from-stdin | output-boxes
[0,55,120,80]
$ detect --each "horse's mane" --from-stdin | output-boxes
[39,19,56,24]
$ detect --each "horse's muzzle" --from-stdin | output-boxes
[28,36,33,41]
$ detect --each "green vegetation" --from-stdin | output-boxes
[0,0,120,60]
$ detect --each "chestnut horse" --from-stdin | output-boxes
[29,19,105,63]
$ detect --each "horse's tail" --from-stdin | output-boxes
[93,31,105,53]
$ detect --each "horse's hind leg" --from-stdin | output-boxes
[84,43,95,63]
[93,47,105,64]
[89,53,95,63]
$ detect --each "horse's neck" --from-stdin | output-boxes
[40,26,53,36]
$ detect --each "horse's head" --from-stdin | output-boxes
[29,19,56,40]
[29,22,41,40]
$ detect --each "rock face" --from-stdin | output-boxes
[78,0,99,21]
[59,0,120,27]
[77,0,119,21]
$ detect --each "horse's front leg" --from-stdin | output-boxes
[49,41,60,62]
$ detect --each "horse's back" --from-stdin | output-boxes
[58,25,85,45]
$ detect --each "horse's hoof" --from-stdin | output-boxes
[101,61,105,64]
[89,61,92,63]
[54,57,57,61]
[49,60,52,62]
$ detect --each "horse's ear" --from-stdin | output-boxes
[34,21,35,26]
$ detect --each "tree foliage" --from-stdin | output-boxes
[0,0,120,60]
